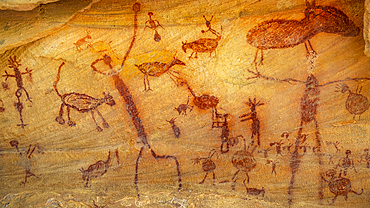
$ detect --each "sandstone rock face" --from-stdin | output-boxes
[365,0,370,57]
[0,0,369,207]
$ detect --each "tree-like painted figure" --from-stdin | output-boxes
[89,3,182,199]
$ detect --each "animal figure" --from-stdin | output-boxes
[336,83,369,120]
[166,117,181,138]
[240,98,264,146]
[192,149,217,185]
[243,179,265,197]
[186,84,219,110]
[54,62,116,132]
[79,150,112,187]
[3,56,33,127]
[246,0,360,65]
[145,12,164,42]
[322,169,363,204]
[182,15,221,59]
[182,35,221,59]
[174,98,193,116]
[135,54,186,91]
[73,30,92,52]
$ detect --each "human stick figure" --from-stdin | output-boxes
[3,56,33,128]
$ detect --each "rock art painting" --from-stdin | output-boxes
[0,0,369,207]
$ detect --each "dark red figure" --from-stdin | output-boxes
[186,84,219,110]
[166,117,181,139]
[192,149,217,185]
[3,56,33,128]
[246,0,360,65]
[201,15,220,36]
[54,62,116,132]
[270,140,284,156]
[144,12,164,42]
[240,98,264,146]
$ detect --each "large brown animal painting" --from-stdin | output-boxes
[246,0,360,65]
[54,62,116,132]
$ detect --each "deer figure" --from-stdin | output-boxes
[79,150,113,187]
[246,0,360,65]
[73,30,92,52]
[54,62,116,132]
[135,54,186,91]
[174,97,193,116]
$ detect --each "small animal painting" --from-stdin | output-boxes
[135,54,186,91]
[54,62,116,131]
[79,150,113,187]
[243,179,265,197]
[73,30,92,52]
[182,15,221,59]
[174,98,193,116]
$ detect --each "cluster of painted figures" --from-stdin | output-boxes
[2,0,370,206]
